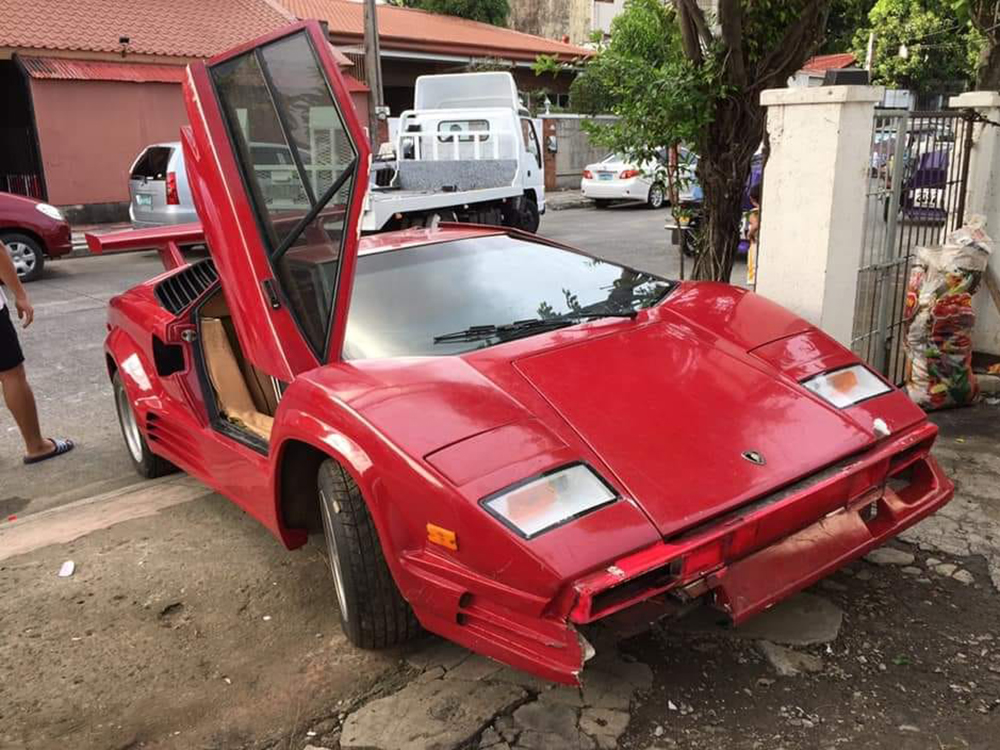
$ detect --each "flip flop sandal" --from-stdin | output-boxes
[23,438,75,465]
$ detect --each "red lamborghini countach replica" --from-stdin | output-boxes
[92,21,954,684]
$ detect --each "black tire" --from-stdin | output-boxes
[647,183,666,210]
[318,459,420,649]
[112,372,175,479]
[2,232,45,283]
[520,195,541,233]
[593,199,611,209]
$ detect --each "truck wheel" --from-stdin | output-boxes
[520,196,540,233]
[318,459,420,649]
[112,372,175,479]
[2,232,45,283]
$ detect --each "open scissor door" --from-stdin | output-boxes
[182,20,370,381]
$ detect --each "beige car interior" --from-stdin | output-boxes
[199,292,279,441]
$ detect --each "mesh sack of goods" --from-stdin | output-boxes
[904,216,993,410]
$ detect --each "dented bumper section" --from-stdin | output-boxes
[402,423,952,686]
[569,422,952,626]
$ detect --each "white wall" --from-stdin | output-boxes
[592,0,627,35]
[951,92,1000,356]
[756,86,883,346]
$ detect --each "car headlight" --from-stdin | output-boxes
[35,203,64,221]
[481,464,617,539]
[801,364,891,408]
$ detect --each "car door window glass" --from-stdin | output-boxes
[521,119,541,168]
[211,30,358,359]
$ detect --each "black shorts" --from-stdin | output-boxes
[0,304,25,373]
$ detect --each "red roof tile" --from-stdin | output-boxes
[0,0,294,59]
[802,53,857,73]
[281,0,591,61]
[19,56,187,84]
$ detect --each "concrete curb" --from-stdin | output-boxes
[547,195,592,212]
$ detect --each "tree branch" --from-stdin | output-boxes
[673,0,705,65]
[717,0,746,86]
[752,0,831,90]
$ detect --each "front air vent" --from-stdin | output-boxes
[155,259,218,314]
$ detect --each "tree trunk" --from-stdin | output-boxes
[976,39,1000,91]
[690,96,766,282]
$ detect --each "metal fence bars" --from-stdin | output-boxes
[851,108,974,385]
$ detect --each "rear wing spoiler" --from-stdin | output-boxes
[85,222,205,272]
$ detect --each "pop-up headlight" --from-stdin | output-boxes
[802,365,891,408]
[482,464,617,539]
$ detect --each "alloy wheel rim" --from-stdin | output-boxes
[116,384,144,464]
[650,186,664,207]
[7,242,37,277]
[319,487,350,620]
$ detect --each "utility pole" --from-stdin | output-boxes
[363,0,386,149]
[864,31,875,72]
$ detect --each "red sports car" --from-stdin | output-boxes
[91,22,954,685]
[1,190,73,282]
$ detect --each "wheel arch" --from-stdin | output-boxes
[0,226,47,254]
[106,353,119,381]
[271,422,381,549]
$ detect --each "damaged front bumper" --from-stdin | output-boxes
[403,422,953,686]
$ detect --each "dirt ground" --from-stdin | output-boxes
[0,493,401,750]
[623,552,1000,749]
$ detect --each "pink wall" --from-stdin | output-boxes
[30,79,188,206]
[31,79,375,207]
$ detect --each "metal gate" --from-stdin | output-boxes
[851,109,974,384]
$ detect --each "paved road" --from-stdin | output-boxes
[1,251,164,518]
[3,204,744,516]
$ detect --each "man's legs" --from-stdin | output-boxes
[0,363,54,458]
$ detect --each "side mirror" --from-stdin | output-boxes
[546,135,558,154]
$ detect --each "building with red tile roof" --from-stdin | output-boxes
[282,0,589,63]
[790,52,860,87]
[0,0,581,215]
[801,53,858,74]
[0,0,295,60]
[276,0,588,122]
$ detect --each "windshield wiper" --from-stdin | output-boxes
[433,310,637,345]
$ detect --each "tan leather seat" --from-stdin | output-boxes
[201,317,274,440]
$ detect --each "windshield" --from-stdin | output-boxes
[343,235,673,360]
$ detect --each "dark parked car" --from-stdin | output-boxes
[0,191,73,282]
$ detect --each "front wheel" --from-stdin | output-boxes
[2,232,45,283]
[112,372,175,478]
[318,459,420,649]
[519,195,540,233]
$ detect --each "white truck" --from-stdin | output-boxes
[360,72,546,233]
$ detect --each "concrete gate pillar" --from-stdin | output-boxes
[950,91,1000,356]
[755,86,883,346]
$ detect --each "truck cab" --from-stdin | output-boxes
[363,72,545,233]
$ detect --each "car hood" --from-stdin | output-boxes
[512,318,875,537]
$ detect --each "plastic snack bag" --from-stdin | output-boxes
[904,216,992,410]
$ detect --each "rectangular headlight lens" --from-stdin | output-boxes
[801,365,891,408]
[482,464,617,539]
